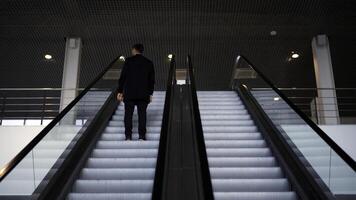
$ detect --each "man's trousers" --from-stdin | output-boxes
[124,100,148,138]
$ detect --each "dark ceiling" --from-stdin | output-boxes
[1,0,356,90]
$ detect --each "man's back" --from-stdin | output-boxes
[118,54,155,102]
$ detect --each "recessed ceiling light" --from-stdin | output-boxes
[44,54,52,60]
[270,30,277,36]
[291,53,300,59]
[119,56,125,61]
[168,54,173,59]
[273,97,280,101]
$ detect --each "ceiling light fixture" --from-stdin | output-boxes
[273,97,280,101]
[44,54,52,60]
[168,54,173,59]
[119,56,125,61]
[270,30,277,36]
[291,53,300,59]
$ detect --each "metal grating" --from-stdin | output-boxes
[0,0,356,90]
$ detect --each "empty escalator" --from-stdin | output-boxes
[197,91,297,200]
[67,92,165,200]
[238,54,355,198]
[187,54,356,200]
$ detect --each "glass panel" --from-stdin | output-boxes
[0,152,35,195]
[330,150,356,194]
[233,56,356,196]
[0,72,117,196]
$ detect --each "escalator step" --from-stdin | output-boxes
[68,92,165,198]
[91,149,158,158]
[67,193,150,200]
[204,133,262,140]
[197,91,297,198]
[208,157,277,167]
[73,180,153,193]
[212,179,290,192]
[205,140,266,148]
[210,167,283,179]
[80,168,155,180]
[214,192,297,200]
[95,141,159,149]
[207,148,272,157]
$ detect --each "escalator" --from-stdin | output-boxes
[67,92,165,200]
[0,56,175,200]
[186,55,356,200]
[0,54,355,200]
[197,91,297,200]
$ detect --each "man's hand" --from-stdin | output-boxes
[117,93,123,101]
[149,95,152,103]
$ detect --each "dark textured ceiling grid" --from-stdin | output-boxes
[1,0,356,90]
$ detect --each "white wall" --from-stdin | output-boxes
[319,125,356,161]
[0,126,45,167]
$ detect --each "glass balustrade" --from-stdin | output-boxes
[232,55,356,196]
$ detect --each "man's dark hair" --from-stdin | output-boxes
[132,43,144,53]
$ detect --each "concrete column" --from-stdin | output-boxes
[60,37,82,124]
[312,35,340,124]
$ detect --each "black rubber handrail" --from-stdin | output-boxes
[186,55,214,200]
[237,84,334,200]
[152,55,176,200]
[0,56,120,181]
[236,54,356,171]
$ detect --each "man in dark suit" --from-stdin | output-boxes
[117,44,155,141]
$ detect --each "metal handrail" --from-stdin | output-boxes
[0,117,55,119]
[251,86,356,123]
[0,88,107,91]
[251,88,356,100]
[236,54,356,171]
[253,96,356,99]
[1,110,58,113]
[2,104,60,106]
[1,97,61,100]
[0,87,112,125]
[0,56,120,181]
[3,87,352,91]
[252,87,356,90]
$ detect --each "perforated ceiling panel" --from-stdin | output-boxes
[1,0,356,90]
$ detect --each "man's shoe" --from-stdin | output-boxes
[125,136,132,141]
[138,136,146,141]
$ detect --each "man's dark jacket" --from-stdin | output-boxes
[118,54,155,102]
